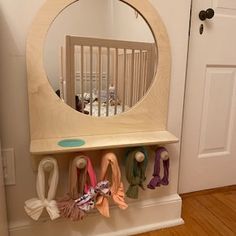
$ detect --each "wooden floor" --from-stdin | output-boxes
[136,186,236,236]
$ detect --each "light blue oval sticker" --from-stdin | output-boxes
[58,139,85,147]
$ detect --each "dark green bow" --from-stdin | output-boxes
[125,148,148,199]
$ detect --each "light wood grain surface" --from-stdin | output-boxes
[30,130,178,154]
[26,0,173,149]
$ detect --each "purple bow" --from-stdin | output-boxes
[147,147,170,189]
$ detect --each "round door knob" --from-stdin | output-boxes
[199,8,215,21]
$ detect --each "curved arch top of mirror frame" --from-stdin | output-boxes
[27,0,171,142]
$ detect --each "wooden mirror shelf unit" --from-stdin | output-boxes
[27,0,178,158]
[26,0,183,233]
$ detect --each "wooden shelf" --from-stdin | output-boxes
[30,131,179,155]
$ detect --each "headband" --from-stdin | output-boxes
[147,147,169,189]
[96,152,128,217]
[24,157,60,221]
[75,180,110,212]
[57,155,97,221]
[125,148,148,199]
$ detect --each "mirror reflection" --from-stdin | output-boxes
[44,0,157,117]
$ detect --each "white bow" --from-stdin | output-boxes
[24,158,60,221]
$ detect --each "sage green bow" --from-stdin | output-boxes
[125,148,148,199]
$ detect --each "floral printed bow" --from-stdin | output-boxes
[75,180,111,212]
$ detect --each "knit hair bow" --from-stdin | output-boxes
[75,180,111,212]
[147,147,170,189]
[125,148,148,199]
[57,155,97,221]
[24,157,60,221]
[96,152,128,217]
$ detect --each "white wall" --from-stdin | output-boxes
[0,0,191,235]
[112,1,154,43]
[44,0,112,90]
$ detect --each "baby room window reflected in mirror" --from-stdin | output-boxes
[44,0,158,117]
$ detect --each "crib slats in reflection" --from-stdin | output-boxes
[134,51,139,104]
[141,51,146,97]
[115,48,119,116]
[122,49,127,112]
[81,46,84,113]
[130,49,135,107]
[60,46,65,100]
[144,52,148,96]
[65,36,76,108]
[139,50,143,99]
[90,46,93,116]
[64,36,157,117]
[98,47,102,117]
[106,47,110,117]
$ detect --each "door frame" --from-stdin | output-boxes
[179,0,236,193]
[178,0,193,194]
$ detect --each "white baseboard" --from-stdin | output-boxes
[9,194,183,236]
[96,219,184,236]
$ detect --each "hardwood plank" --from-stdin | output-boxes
[149,229,174,236]
[181,185,236,198]
[139,228,170,236]
[137,213,207,236]
[195,194,236,232]
[212,190,236,213]
[135,186,236,236]
[180,201,210,235]
[184,197,233,236]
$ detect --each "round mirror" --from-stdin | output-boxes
[44,0,157,117]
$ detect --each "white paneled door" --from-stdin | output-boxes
[0,143,8,236]
[180,0,236,193]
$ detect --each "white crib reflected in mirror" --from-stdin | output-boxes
[44,0,157,117]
